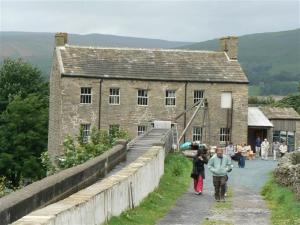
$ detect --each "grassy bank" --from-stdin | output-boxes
[106,153,192,225]
[261,176,300,225]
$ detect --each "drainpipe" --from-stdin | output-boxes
[98,79,103,129]
[183,82,187,142]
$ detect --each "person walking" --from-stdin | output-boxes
[261,138,270,160]
[272,140,280,160]
[255,137,262,157]
[225,142,235,158]
[236,144,243,167]
[208,148,233,202]
[239,144,247,168]
[279,141,288,157]
[191,149,208,195]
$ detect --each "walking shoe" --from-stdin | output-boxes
[198,192,202,195]
[221,198,226,202]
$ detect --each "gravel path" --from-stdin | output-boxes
[156,158,277,225]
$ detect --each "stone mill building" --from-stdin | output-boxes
[48,33,249,158]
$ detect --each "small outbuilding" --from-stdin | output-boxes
[261,107,300,151]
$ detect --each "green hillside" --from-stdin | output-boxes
[1,29,299,95]
[179,29,300,96]
[0,32,191,77]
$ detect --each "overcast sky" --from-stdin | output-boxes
[1,0,299,42]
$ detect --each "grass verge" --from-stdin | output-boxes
[106,153,192,225]
[261,175,300,225]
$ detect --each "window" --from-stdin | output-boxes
[193,127,202,142]
[80,87,92,104]
[81,124,91,143]
[165,90,176,106]
[221,92,232,108]
[194,90,204,106]
[137,125,147,136]
[220,128,230,143]
[109,88,120,105]
[137,89,148,106]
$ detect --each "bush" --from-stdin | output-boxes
[56,126,129,170]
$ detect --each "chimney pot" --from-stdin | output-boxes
[219,36,238,60]
[55,32,68,47]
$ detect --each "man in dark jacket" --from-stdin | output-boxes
[191,149,208,195]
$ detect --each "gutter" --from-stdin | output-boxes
[61,73,250,84]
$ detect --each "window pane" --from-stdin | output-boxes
[109,88,120,104]
[138,125,147,135]
[138,89,148,105]
[193,127,202,141]
[194,90,204,104]
[166,90,176,106]
[80,87,92,104]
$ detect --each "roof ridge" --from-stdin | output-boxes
[63,44,220,54]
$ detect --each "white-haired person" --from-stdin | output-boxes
[261,138,270,160]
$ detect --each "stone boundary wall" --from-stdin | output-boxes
[12,146,165,225]
[0,140,127,225]
[274,151,300,199]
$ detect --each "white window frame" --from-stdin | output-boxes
[137,125,147,136]
[80,87,92,104]
[220,128,230,143]
[81,124,91,143]
[193,127,203,142]
[194,90,205,106]
[109,88,120,105]
[137,89,148,106]
[165,90,176,106]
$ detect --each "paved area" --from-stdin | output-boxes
[100,129,169,179]
[157,157,277,225]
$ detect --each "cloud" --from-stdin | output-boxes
[1,1,299,41]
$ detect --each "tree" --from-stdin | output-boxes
[274,93,300,114]
[0,58,47,113]
[0,94,48,187]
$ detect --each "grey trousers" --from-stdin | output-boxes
[213,176,227,200]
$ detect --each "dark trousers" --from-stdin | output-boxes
[213,176,227,200]
[239,156,245,168]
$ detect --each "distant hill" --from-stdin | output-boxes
[179,29,300,96]
[1,29,299,96]
[0,31,192,76]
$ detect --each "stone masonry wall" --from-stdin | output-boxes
[274,151,300,199]
[49,78,248,157]
[48,54,63,160]
[0,141,127,225]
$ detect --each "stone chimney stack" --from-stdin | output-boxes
[219,36,238,60]
[55,32,68,47]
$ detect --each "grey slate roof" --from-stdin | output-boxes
[261,107,300,120]
[58,45,248,83]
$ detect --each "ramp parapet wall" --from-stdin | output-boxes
[0,140,127,225]
[12,146,165,225]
